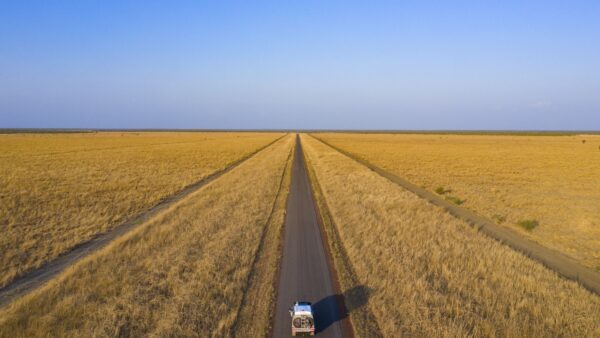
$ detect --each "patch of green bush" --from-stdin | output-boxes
[435,186,452,194]
[517,219,539,231]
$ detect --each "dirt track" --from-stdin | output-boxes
[272,136,351,338]
[311,134,600,296]
[0,135,285,308]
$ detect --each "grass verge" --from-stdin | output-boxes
[231,143,294,337]
[302,135,383,338]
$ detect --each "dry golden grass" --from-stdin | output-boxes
[0,134,294,337]
[302,134,600,337]
[0,132,283,287]
[233,142,294,337]
[316,133,600,270]
[303,141,382,338]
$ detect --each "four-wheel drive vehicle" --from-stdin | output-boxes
[289,301,315,336]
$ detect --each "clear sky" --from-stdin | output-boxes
[1,1,599,130]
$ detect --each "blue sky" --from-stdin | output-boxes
[1,1,599,130]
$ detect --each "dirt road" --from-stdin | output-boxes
[0,135,284,308]
[272,136,349,338]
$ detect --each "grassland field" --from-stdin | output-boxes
[2,131,599,337]
[302,134,600,337]
[316,132,600,270]
[0,134,294,337]
[0,132,283,288]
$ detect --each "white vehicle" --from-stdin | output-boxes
[288,301,315,336]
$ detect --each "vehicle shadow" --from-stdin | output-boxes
[313,285,373,334]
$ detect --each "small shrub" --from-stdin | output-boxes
[445,196,465,205]
[435,186,452,194]
[492,214,506,224]
[517,219,539,231]
[582,139,586,144]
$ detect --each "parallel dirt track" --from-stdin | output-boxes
[230,143,294,337]
[272,135,352,338]
[0,135,286,308]
[310,134,600,296]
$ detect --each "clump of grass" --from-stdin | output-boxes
[435,186,452,194]
[517,219,539,231]
[445,195,465,205]
[492,214,506,224]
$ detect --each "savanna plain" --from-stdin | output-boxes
[302,134,600,337]
[0,132,283,287]
[0,133,294,337]
[0,131,599,337]
[316,132,600,270]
